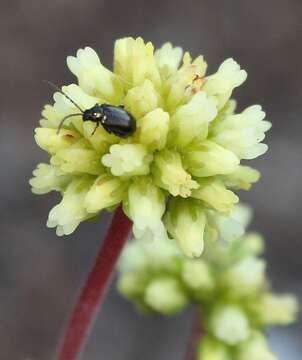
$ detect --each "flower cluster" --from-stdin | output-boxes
[117,205,298,359]
[30,37,270,256]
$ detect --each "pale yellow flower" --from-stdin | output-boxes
[209,305,251,345]
[31,37,270,257]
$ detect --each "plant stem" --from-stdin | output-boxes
[54,206,132,360]
[184,311,202,360]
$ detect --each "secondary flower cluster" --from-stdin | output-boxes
[117,206,298,360]
[30,37,270,256]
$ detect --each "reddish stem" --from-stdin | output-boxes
[184,312,202,360]
[54,206,132,360]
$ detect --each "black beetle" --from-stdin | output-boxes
[82,104,136,137]
[45,81,136,138]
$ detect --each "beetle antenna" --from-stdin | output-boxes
[56,113,83,134]
[43,80,84,112]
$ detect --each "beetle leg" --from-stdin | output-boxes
[91,122,99,136]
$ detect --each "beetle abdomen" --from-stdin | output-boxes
[102,104,136,138]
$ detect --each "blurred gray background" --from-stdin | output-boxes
[0,0,301,359]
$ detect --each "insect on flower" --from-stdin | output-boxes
[31,39,271,253]
[45,81,136,137]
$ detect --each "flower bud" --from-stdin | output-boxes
[197,336,231,360]
[170,91,217,148]
[192,179,238,214]
[211,105,271,160]
[118,239,148,273]
[154,150,199,198]
[40,104,62,128]
[84,174,126,213]
[182,259,214,293]
[144,277,188,314]
[154,42,183,77]
[119,236,181,277]
[222,165,260,190]
[67,46,123,103]
[242,232,264,255]
[102,144,152,177]
[230,203,253,229]
[207,204,249,242]
[123,79,162,119]
[30,163,71,194]
[237,332,277,360]
[47,177,94,236]
[185,141,239,177]
[165,53,207,110]
[34,128,79,154]
[117,272,147,300]
[252,294,298,325]
[139,108,169,150]
[203,58,247,109]
[125,178,166,242]
[51,139,103,175]
[165,198,206,257]
[114,37,161,90]
[209,305,250,345]
[222,256,266,296]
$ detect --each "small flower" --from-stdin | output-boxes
[191,178,239,213]
[46,177,95,236]
[197,336,231,360]
[30,37,271,256]
[206,205,248,243]
[209,304,251,345]
[203,58,247,109]
[237,332,278,360]
[124,178,167,242]
[185,141,240,178]
[153,150,199,197]
[211,105,271,160]
[181,259,215,295]
[29,163,71,194]
[165,198,207,257]
[221,256,266,296]
[138,109,169,150]
[34,128,79,154]
[67,47,124,103]
[102,144,152,176]
[221,165,260,191]
[169,91,217,148]
[250,293,299,325]
[154,42,183,76]
[144,277,188,314]
[84,174,126,212]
